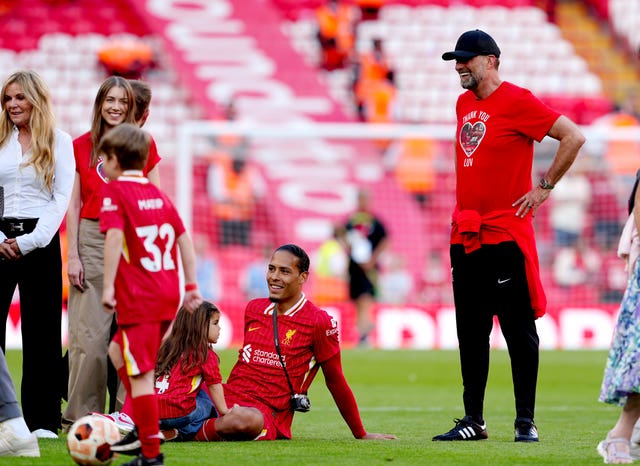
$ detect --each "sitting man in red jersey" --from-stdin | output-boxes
[195,244,396,441]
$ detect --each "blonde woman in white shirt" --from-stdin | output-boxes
[0,70,74,439]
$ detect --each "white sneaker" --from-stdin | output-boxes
[112,411,135,434]
[32,429,58,439]
[91,411,135,435]
[0,420,40,457]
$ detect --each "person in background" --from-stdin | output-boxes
[343,189,388,346]
[0,70,75,438]
[63,76,161,434]
[433,29,585,443]
[98,123,202,466]
[192,244,396,442]
[315,0,357,71]
[0,349,40,456]
[312,223,349,305]
[352,37,395,122]
[207,145,265,247]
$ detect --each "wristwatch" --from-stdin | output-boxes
[538,177,554,190]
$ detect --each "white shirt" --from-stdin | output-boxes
[0,127,75,255]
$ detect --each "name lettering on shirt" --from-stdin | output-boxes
[138,198,164,210]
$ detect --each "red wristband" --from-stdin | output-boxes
[185,283,198,292]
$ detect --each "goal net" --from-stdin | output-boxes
[167,120,637,350]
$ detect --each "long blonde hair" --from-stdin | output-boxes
[0,70,56,192]
[89,76,136,166]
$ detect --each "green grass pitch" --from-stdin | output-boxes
[2,349,618,465]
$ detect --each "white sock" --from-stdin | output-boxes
[5,417,32,438]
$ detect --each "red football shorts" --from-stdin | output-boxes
[225,393,293,440]
[113,320,171,376]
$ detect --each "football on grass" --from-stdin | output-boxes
[66,414,121,466]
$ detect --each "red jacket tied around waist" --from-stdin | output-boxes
[451,209,547,318]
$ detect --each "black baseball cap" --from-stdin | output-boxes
[442,29,501,61]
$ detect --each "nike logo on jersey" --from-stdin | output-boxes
[497,278,511,284]
[248,326,261,332]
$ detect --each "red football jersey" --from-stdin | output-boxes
[224,294,340,413]
[155,348,222,419]
[100,174,186,325]
[74,131,161,219]
[454,82,560,215]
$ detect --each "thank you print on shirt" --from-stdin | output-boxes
[459,110,490,166]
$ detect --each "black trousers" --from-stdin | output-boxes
[450,241,539,421]
[0,230,63,432]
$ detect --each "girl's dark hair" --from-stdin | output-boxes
[275,244,310,273]
[155,301,220,378]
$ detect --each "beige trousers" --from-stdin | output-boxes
[63,219,113,427]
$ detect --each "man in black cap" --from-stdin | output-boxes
[432,29,585,443]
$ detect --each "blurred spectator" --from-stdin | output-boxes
[417,249,451,305]
[343,189,389,346]
[97,39,154,79]
[352,38,395,122]
[354,0,385,21]
[239,245,271,300]
[387,138,436,208]
[378,253,413,305]
[194,234,222,302]
[549,159,592,248]
[312,223,349,305]
[207,148,265,247]
[592,110,640,184]
[589,157,624,250]
[315,0,357,71]
[601,250,628,303]
[552,240,602,287]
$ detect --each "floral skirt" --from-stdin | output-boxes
[599,258,640,406]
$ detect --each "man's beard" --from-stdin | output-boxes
[461,74,478,90]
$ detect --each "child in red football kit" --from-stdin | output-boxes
[155,301,230,441]
[98,123,202,466]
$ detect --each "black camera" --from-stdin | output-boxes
[290,393,311,412]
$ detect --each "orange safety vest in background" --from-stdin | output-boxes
[354,52,392,105]
[211,154,256,221]
[395,138,436,195]
[316,3,356,54]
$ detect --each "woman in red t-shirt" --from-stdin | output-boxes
[62,76,162,432]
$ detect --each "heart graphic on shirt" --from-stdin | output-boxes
[96,159,108,183]
[460,121,486,157]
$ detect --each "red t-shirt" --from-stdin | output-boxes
[454,82,560,217]
[155,348,222,419]
[74,131,161,219]
[99,174,185,325]
[224,295,340,415]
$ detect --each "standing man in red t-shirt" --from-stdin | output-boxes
[432,30,585,443]
[194,244,396,442]
[98,123,202,466]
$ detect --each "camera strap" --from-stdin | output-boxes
[272,305,297,397]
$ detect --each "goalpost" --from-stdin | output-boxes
[172,120,640,349]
